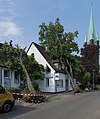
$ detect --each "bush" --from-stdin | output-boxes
[79,84,86,90]
[74,88,81,94]
[21,87,30,93]
[5,87,20,93]
[32,82,41,93]
[21,82,41,94]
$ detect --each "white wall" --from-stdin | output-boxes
[68,80,73,91]
[1,68,20,88]
[28,44,56,92]
[27,44,55,74]
[37,77,55,93]
[55,73,67,92]
[1,68,4,87]
[11,71,20,88]
[27,43,71,93]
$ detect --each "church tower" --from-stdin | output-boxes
[84,8,99,46]
[81,7,99,83]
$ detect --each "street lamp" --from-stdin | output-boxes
[93,70,95,90]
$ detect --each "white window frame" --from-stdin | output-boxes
[4,69,10,78]
[14,71,19,84]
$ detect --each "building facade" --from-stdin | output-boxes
[27,42,72,93]
[81,8,99,83]
[0,68,20,88]
[0,43,20,88]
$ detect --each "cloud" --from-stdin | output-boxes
[0,21,23,38]
[0,0,23,40]
[0,0,17,21]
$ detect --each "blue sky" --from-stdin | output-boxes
[0,0,100,50]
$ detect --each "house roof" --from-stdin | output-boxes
[27,42,64,73]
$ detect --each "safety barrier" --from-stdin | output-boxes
[12,93,46,103]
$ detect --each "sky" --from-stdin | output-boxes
[0,0,100,50]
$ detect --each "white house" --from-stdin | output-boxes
[0,44,20,88]
[27,42,72,93]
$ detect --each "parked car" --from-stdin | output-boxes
[0,85,15,113]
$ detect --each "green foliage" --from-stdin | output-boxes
[32,82,41,93]
[39,18,79,76]
[24,55,45,81]
[21,82,40,93]
[39,18,79,60]
[6,87,20,93]
[38,18,91,88]
[0,41,45,86]
[21,87,30,93]
[0,42,20,70]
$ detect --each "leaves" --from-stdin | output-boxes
[38,18,88,90]
[39,18,79,61]
[0,41,44,81]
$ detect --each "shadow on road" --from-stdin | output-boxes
[0,104,37,119]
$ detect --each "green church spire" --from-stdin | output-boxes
[87,7,97,45]
[84,35,87,43]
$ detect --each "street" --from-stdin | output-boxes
[1,91,100,119]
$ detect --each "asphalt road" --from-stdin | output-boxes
[1,91,100,119]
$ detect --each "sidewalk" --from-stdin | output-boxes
[16,90,98,107]
[15,91,73,107]
[43,91,74,102]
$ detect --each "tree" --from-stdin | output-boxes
[38,18,81,93]
[74,61,91,89]
[81,44,99,83]
[0,41,44,93]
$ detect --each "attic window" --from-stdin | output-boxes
[31,53,34,57]
[46,65,51,72]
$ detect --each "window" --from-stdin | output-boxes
[31,53,34,57]
[14,71,19,84]
[57,80,63,88]
[4,70,9,78]
[46,78,49,87]
[46,65,51,72]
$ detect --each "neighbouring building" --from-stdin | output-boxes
[27,42,72,93]
[81,8,100,83]
[0,43,20,88]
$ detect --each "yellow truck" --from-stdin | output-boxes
[0,85,15,113]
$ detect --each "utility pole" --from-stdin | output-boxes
[93,69,95,90]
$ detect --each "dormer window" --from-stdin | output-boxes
[46,65,51,72]
[52,59,63,70]
[31,53,34,57]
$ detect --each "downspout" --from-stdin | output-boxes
[54,72,57,92]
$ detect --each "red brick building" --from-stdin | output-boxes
[81,8,99,84]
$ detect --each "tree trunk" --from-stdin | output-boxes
[61,60,81,94]
[19,56,36,93]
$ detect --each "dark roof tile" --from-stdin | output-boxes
[32,42,64,73]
